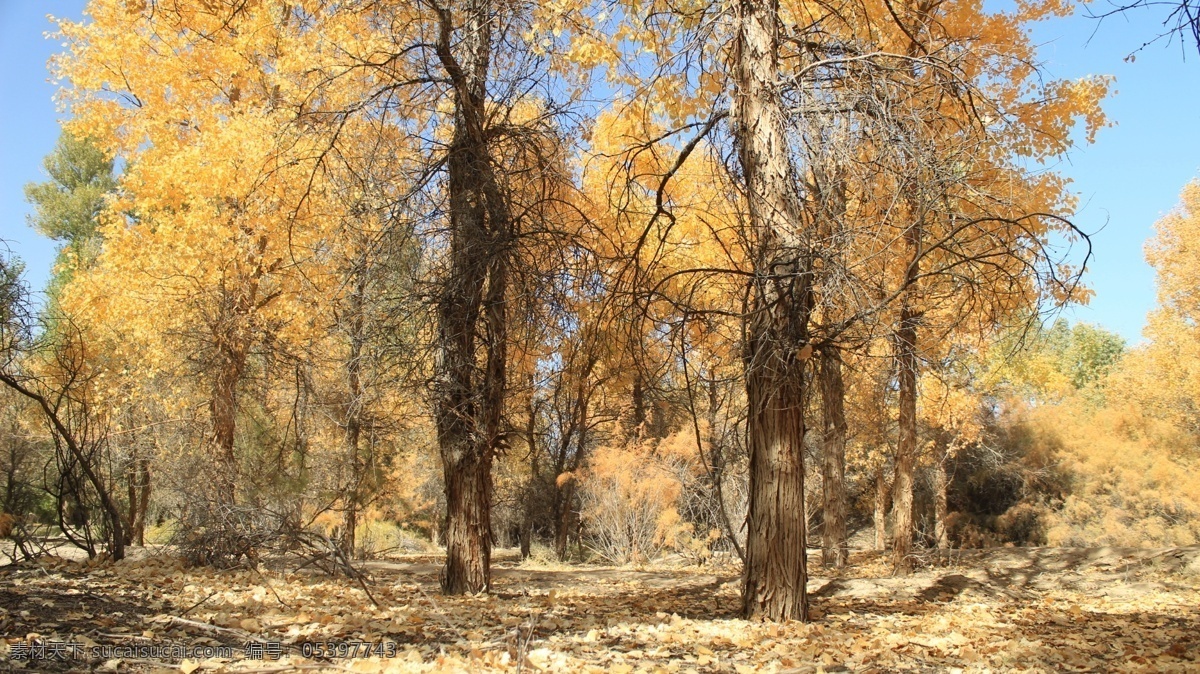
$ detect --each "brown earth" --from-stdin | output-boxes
[1,545,1197,672]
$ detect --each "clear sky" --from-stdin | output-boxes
[1,1,1198,344]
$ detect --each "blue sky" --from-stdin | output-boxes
[1,1,1198,344]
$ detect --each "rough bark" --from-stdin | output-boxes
[433,0,510,595]
[734,0,812,622]
[819,349,848,568]
[210,341,246,496]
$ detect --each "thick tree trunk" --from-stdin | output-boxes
[433,0,509,595]
[742,359,808,621]
[891,307,919,574]
[819,349,848,568]
[210,343,245,496]
[441,449,492,593]
[734,0,812,622]
[874,468,889,551]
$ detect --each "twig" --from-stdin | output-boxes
[160,615,270,643]
[180,590,220,617]
[248,565,292,609]
[320,533,379,608]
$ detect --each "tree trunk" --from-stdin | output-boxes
[126,455,149,547]
[734,0,812,622]
[819,349,848,568]
[519,509,533,559]
[341,275,366,560]
[891,306,919,574]
[630,374,646,441]
[934,442,948,549]
[554,483,575,561]
[210,340,247,503]
[433,0,509,595]
[554,355,594,562]
[520,388,537,560]
[874,467,889,551]
[891,185,924,575]
[441,451,492,593]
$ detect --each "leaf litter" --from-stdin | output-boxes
[1,546,1197,672]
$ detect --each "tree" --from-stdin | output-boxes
[23,131,116,291]
[0,252,126,560]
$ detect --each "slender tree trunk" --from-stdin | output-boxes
[630,374,646,440]
[891,187,924,574]
[341,275,366,559]
[135,458,149,546]
[519,507,533,559]
[734,0,812,622]
[892,306,919,574]
[554,356,594,561]
[554,482,576,561]
[934,442,949,549]
[520,389,537,560]
[126,453,149,547]
[0,373,126,560]
[705,377,744,562]
[874,467,889,551]
[126,457,138,546]
[819,349,848,568]
[433,0,510,595]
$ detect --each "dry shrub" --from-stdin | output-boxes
[1032,403,1200,547]
[354,516,431,558]
[174,501,284,568]
[996,502,1048,545]
[579,437,692,565]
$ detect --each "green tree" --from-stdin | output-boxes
[1042,319,1126,391]
[23,132,117,295]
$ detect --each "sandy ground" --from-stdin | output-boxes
[1,545,1198,672]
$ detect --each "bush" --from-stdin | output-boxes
[354,517,431,558]
[579,439,689,565]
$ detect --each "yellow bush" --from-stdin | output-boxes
[1031,402,1200,547]
[579,434,699,564]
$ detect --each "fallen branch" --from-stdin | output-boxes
[156,615,270,644]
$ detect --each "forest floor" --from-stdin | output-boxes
[1,544,1198,673]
